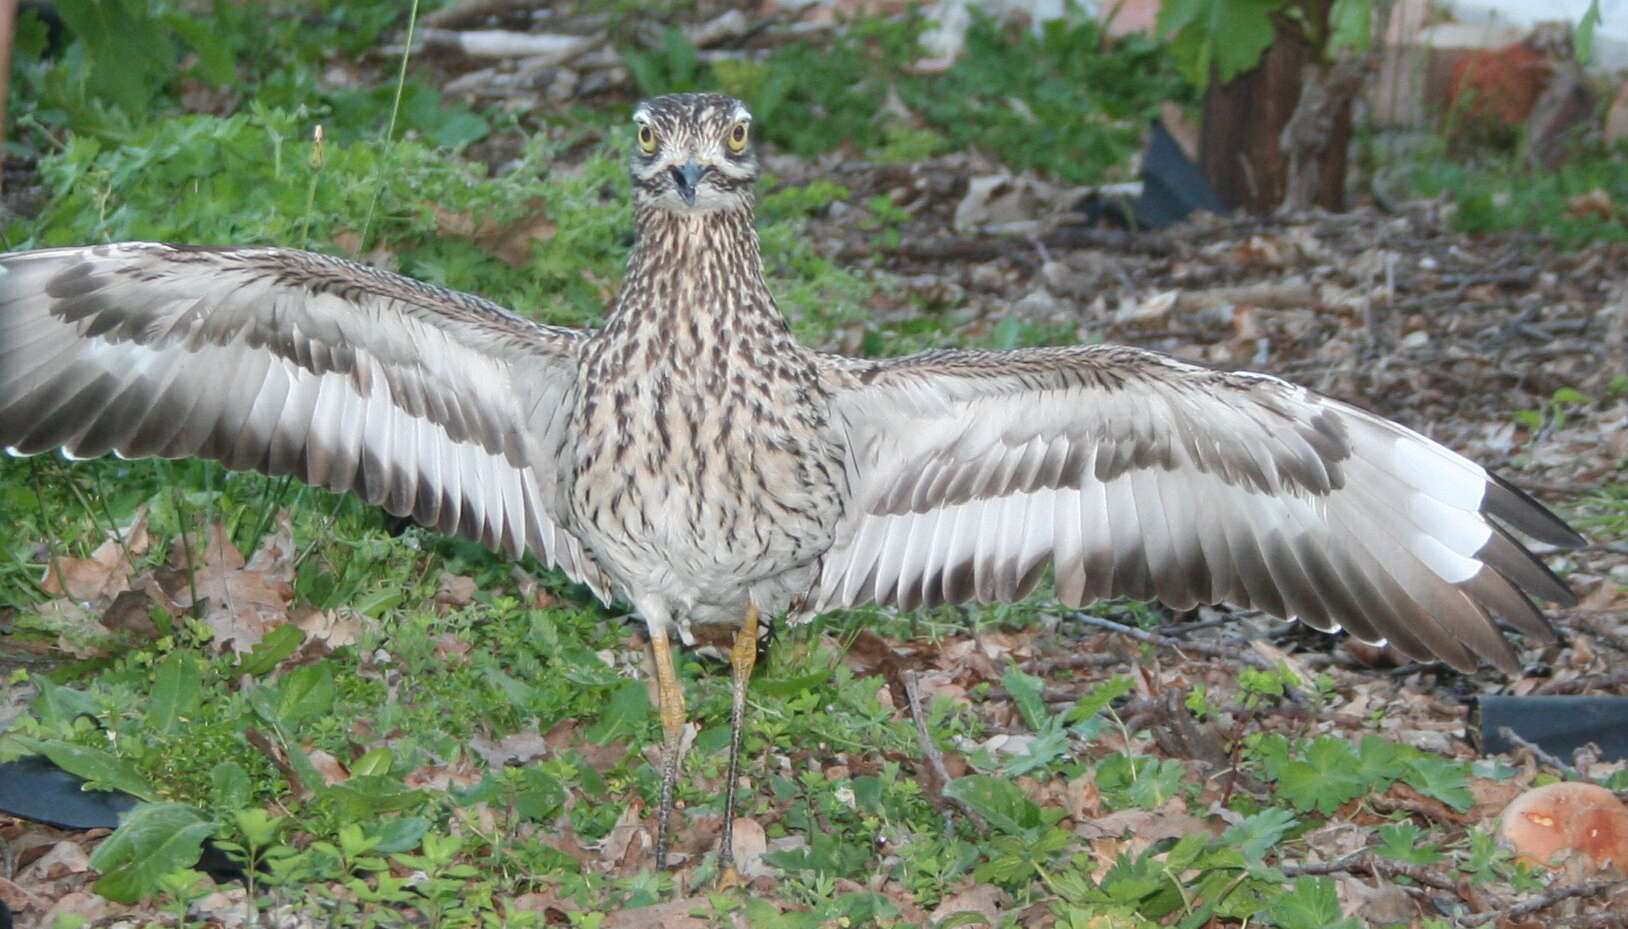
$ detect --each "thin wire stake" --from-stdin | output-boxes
[357,0,423,255]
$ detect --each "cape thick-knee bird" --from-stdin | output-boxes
[0,93,1583,877]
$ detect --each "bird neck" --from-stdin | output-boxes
[606,207,791,350]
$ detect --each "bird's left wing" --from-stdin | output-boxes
[815,344,1581,672]
[0,243,610,598]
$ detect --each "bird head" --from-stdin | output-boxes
[629,94,758,215]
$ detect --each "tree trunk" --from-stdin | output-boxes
[1198,9,1352,214]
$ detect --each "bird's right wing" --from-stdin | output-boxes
[0,242,610,599]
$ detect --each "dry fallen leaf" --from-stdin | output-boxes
[19,840,91,882]
[730,816,770,879]
[436,571,479,606]
[294,607,361,648]
[601,897,710,929]
[41,536,132,604]
[929,882,1011,926]
[468,727,553,767]
[306,749,350,787]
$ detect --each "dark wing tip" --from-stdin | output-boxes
[1485,472,1585,548]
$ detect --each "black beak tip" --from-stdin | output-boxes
[673,161,705,205]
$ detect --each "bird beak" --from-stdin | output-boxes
[672,160,706,205]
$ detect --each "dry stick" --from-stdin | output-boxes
[1281,852,1461,893]
[0,0,14,197]
[1064,611,1278,671]
[1497,725,1579,779]
[1459,878,1628,928]
[1282,853,1627,927]
[1551,910,1628,929]
[902,670,985,832]
[1018,652,1123,675]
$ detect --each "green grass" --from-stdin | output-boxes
[1406,137,1628,246]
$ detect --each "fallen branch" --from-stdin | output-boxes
[903,670,987,832]
[1063,611,1278,670]
[1281,851,1462,893]
[1497,725,1579,778]
[1459,878,1628,927]
[1280,852,1627,926]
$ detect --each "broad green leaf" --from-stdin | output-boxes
[1222,807,1298,863]
[851,775,882,815]
[1274,736,1375,815]
[146,652,201,735]
[276,663,336,726]
[1376,822,1444,864]
[1578,0,1603,65]
[1404,754,1474,812]
[943,775,1042,836]
[236,623,304,676]
[1157,0,1288,87]
[511,769,566,822]
[482,667,538,708]
[327,775,426,819]
[10,737,159,802]
[1002,726,1072,777]
[1327,0,1373,54]
[53,0,176,120]
[754,669,832,698]
[1002,665,1050,731]
[209,761,252,812]
[28,677,99,729]
[88,802,216,903]
[352,748,394,777]
[352,587,403,618]
[165,14,236,85]
[1064,675,1133,725]
[368,816,431,854]
[1266,876,1361,929]
[587,679,651,744]
[232,808,285,848]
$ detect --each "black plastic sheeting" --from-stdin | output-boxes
[1475,696,1628,763]
[0,755,137,830]
[1074,118,1231,230]
[0,756,245,881]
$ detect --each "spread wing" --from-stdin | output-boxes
[816,344,1581,671]
[0,242,609,599]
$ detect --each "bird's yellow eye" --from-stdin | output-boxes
[726,121,749,154]
[637,125,658,155]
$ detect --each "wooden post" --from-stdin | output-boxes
[0,0,16,196]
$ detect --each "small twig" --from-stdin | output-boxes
[1279,851,1461,893]
[1498,725,1578,778]
[1017,652,1123,675]
[1152,615,1240,637]
[1459,878,1628,927]
[902,670,985,832]
[1550,910,1628,929]
[1063,611,1277,670]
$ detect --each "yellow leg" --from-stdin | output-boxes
[650,623,687,870]
[717,600,759,889]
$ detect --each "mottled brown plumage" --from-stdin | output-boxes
[0,93,1583,879]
